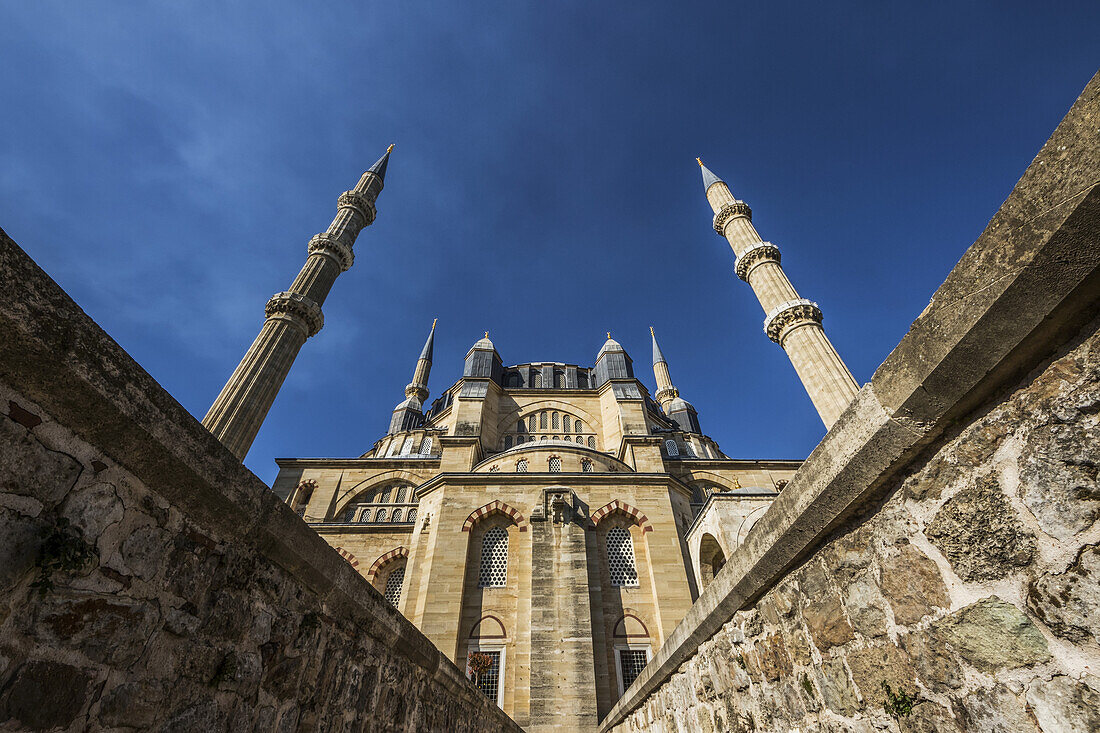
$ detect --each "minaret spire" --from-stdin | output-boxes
[698,158,858,428]
[650,326,679,412]
[389,318,437,434]
[202,145,395,459]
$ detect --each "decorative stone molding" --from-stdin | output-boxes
[763,299,823,344]
[337,190,377,225]
[654,386,679,406]
[308,233,354,272]
[590,500,653,533]
[334,546,359,568]
[734,241,781,282]
[712,201,752,233]
[265,291,324,337]
[367,546,408,578]
[462,500,529,532]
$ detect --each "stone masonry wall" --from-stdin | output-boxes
[0,228,522,732]
[611,314,1100,733]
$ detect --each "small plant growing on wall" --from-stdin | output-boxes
[467,651,494,685]
[31,517,97,595]
[882,681,923,719]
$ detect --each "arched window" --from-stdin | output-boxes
[504,436,513,449]
[408,509,418,523]
[575,420,584,433]
[581,459,593,473]
[479,527,508,587]
[529,415,538,431]
[379,487,392,503]
[578,372,588,388]
[384,567,405,606]
[588,436,596,449]
[540,412,547,429]
[400,436,415,455]
[516,459,528,473]
[554,370,564,388]
[553,436,560,441]
[563,416,571,433]
[375,508,388,522]
[391,509,403,522]
[358,508,371,523]
[516,420,526,433]
[683,442,696,457]
[534,372,543,389]
[396,486,408,503]
[576,436,584,445]
[552,412,560,429]
[549,457,561,472]
[607,527,639,587]
[420,436,433,455]
[664,440,679,457]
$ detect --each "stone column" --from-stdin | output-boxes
[203,147,393,459]
[701,160,859,428]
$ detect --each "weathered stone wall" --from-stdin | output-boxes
[612,314,1100,732]
[0,229,521,732]
[602,71,1100,733]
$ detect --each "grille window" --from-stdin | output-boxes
[384,567,404,606]
[408,509,417,523]
[582,459,593,473]
[588,436,596,449]
[419,436,433,454]
[469,650,501,704]
[375,508,388,522]
[400,436,415,455]
[575,420,583,432]
[391,509,403,522]
[529,415,537,431]
[396,486,407,503]
[534,373,543,388]
[664,440,679,457]
[540,412,547,429]
[554,371,564,388]
[618,649,648,691]
[479,527,508,587]
[504,435,513,449]
[549,457,561,472]
[563,416,571,432]
[516,459,528,473]
[552,412,560,429]
[607,527,639,587]
[358,508,371,523]
[576,436,584,445]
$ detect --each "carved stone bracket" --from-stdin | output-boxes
[713,201,752,233]
[763,298,822,344]
[337,190,377,225]
[734,241,781,282]
[265,291,324,337]
[308,233,354,272]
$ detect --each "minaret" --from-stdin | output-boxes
[389,319,436,433]
[650,327,701,433]
[203,145,395,459]
[698,158,858,428]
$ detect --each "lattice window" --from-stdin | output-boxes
[539,412,547,429]
[618,648,648,691]
[396,486,408,503]
[384,567,405,606]
[582,459,593,473]
[379,487,392,503]
[516,459,528,473]
[664,439,679,457]
[588,436,596,449]
[375,508,388,522]
[554,371,564,388]
[578,372,588,388]
[552,412,560,429]
[408,509,418,523]
[529,415,538,431]
[479,527,508,587]
[534,372,543,388]
[391,509,403,522]
[576,436,584,445]
[575,420,583,432]
[358,508,371,523]
[563,415,571,432]
[549,457,561,472]
[400,436,415,455]
[683,443,696,457]
[469,650,501,704]
[607,527,639,587]
[504,435,513,449]
[419,436,433,454]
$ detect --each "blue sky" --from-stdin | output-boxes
[2,3,1097,485]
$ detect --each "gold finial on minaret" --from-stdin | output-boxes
[650,326,655,336]
[696,157,704,167]
[484,331,489,339]
[387,143,395,154]
[432,317,437,328]
[606,331,611,339]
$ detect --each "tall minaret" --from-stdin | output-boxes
[698,158,858,428]
[203,145,395,459]
[389,319,436,433]
[650,327,701,433]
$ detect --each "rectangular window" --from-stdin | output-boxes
[616,647,650,697]
[468,649,504,707]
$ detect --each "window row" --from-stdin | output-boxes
[504,434,598,450]
[386,436,434,457]
[344,506,418,524]
[663,439,703,458]
[514,411,584,433]
[504,370,591,389]
[476,525,638,588]
[511,457,593,473]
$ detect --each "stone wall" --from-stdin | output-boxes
[0,229,522,732]
[602,72,1100,733]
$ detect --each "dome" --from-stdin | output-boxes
[667,397,696,413]
[597,336,625,357]
[471,332,494,350]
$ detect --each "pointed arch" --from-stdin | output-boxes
[367,546,409,578]
[462,500,529,532]
[590,500,653,533]
[612,612,651,639]
[334,546,359,568]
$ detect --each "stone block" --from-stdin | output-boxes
[932,596,1050,672]
[0,659,92,729]
[0,413,82,506]
[802,593,854,650]
[1027,543,1100,644]
[843,573,888,637]
[845,643,917,705]
[1025,675,1100,733]
[926,477,1035,581]
[957,683,1041,733]
[879,544,949,625]
[1020,420,1100,539]
[813,657,859,716]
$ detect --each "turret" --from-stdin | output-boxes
[593,333,634,387]
[697,157,858,428]
[203,144,395,459]
[650,327,701,433]
[389,319,436,434]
